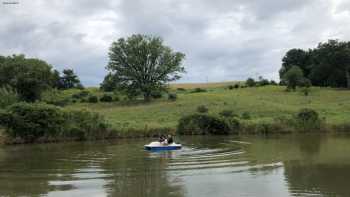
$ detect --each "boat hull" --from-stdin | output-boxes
[144,145,181,151]
[144,141,182,151]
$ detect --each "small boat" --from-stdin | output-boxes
[144,141,182,151]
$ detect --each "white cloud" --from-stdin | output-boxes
[1,0,350,85]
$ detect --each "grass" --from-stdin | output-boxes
[170,81,239,89]
[65,85,350,134]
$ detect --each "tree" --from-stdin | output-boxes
[246,78,256,87]
[0,54,57,102]
[106,34,185,101]
[282,66,304,91]
[279,49,312,79]
[280,40,350,88]
[310,40,350,88]
[59,69,83,89]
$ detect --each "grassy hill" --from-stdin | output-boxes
[65,85,350,135]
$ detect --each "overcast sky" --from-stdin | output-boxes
[1,0,350,86]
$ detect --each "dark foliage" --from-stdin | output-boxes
[168,93,177,101]
[196,105,208,113]
[177,114,234,135]
[100,94,113,102]
[88,95,98,103]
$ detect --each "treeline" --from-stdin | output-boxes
[280,40,350,88]
[0,54,83,102]
[0,55,110,144]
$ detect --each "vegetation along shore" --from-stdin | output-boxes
[1,35,350,144]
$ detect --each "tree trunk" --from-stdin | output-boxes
[346,68,350,89]
[144,92,151,102]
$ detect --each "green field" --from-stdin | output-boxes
[65,85,350,134]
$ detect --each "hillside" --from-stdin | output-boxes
[66,85,350,135]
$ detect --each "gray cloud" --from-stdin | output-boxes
[1,0,349,86]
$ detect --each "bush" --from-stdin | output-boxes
[0,102,65,142]
[168,93,177,101]
[177,88,186,91]
[295,108,321,131]
[197,105,208,113]
[234,84,240,89]
[151,91,163,99]
[241,112,251,119]
[63,109,110,140]
[246,78,256,87]
[191,88,207,93]
[88,95,98,103]
[219,110,236,118]
[41,89,70,106]
[177,114,232,135]
[228,85,234,90]
[0,102,111,143]
[100,94,113,102]
[114,95,120,102]
[0,86,19,108]
[72,90,89,100]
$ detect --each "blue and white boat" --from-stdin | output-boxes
[144,141,182,151]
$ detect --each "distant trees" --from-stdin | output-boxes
[105,34,185,101]
[57,69,83,89]
[282,66,304,91]
[0,55,58,102]
[0,54,83,102]
[280,40,350,88]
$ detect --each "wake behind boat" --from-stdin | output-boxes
[144,141,182,151]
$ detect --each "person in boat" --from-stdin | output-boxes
[167,135,173,144]
[159,135,165,143]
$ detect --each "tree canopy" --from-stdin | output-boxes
[280,40,350,88]
[0,55,58,102]
[105,34,185,100]
[58,69,83,89]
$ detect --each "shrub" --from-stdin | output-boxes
[0,102,65,142]
[151,91,163,99]
[191,88,207,93]
[100,94,113,102]
[114,95,120,102]
[41,89,70,106]
[295,108,321,131]
[168,93,177,101]
[88,95,98,103]
[219,110,236,118]
[177,88,186,91]
[0,102,111,143]
[241,112,251,120]
[177,114,231,135]
[72,90,89,100]
[246,78,256,87]
[228,85,234,90]
[63,109,110,140]
[0,86,19,108]
[234,84,240,89]
[197,105,208,113]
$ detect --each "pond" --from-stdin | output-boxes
[1,134,350,197]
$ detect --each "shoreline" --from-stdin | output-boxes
[1,121,349,145]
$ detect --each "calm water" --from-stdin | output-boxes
[1,134,350,197]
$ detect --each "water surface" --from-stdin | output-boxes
[1,134,350,197]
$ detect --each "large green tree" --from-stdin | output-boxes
[0,55,58,102]
[106,34,185,101]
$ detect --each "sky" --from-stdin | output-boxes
[1,0,350,86]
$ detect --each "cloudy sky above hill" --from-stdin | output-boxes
[1,0,350,86]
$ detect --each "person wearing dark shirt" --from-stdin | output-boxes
[167,135,173,144]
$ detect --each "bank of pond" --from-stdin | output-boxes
[0,102,350,145]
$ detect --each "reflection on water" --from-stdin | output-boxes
[1,134,350,196]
